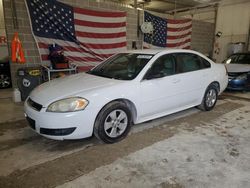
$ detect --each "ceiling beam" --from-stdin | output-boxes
[154,0,198,7]
[165,1,219,14]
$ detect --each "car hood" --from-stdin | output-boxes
[225,64,250,73]
[30,73,120,105]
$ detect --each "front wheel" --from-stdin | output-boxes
[94,101,132,143]
[198,85,218,111]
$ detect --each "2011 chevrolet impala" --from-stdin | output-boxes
[24,49,228,143]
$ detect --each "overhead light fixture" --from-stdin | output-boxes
[138,0,151,2]
[194,0,211,3]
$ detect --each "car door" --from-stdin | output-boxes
[139,54,187,119]
[138,52,211,120]
[173,53,211,106]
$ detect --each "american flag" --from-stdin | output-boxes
[143,11,192,49]
[26,0,127,70]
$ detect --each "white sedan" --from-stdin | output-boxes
[24,49,228,143]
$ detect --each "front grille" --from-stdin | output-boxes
[40,127,76,136]
[27,98,43,111]
[26,116,35,130]
[228,73,239,78]
[228,72,247,78]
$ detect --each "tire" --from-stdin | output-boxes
[94,101,132,144]
[198,84,218,111]
[0,74,11,89]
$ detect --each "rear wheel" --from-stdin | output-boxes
[198,85,218,111]
[0,74,11,89]
[94,101,132,143]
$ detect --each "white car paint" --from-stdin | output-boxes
[24,49,228,140]
[225,64,250,73]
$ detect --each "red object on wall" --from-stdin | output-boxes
[11,32,26,63]
[0,36,7,44]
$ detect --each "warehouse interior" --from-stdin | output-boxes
[0,0,250,187]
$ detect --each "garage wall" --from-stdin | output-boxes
[213,1,250,63]
[176,7,216,57]
[191,11,216,23]
[3,0,216,87]
[138,10,215,56]
[3,0,42,87]
[191,20,214,56]
[3,0,140,87]
[177,7,216,23]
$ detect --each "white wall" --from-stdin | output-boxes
[176,7,216,23]
[0,0,4,27]
[213,1,250,63]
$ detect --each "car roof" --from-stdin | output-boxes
[125,48,199,55]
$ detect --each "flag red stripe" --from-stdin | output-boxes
[41,55,48,61]
[166,38,191,47]
[77,66,95,72]
[38,42,113,58]
[38,42,50,49]
[167,31,192,40]
[63,46,112,58]
[75,31,126,38]
[167,19,192,24]
[41,54,103,62]
[167,24,192,32]
[74,19,126,28]
[74,7,126,18]
[67,56,104,62]
[80,41,126,49]
[183,46,191,49]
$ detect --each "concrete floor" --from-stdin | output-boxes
[0,89,24,123]
[0,89,250,188]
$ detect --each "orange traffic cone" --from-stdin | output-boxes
[11,32,26,63]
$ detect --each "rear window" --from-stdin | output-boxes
[225,54,250,64]
[174,53,210,73]
[237,54,250,64]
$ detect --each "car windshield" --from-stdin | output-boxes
[87,53,153,80]
[225,54,250,64]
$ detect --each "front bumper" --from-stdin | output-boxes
[24,99,98,140]
[227,78,249,91]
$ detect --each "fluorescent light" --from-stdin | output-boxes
[194,0,211,3]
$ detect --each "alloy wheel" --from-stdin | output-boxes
[104,109,128,138]
[205,89,217,107]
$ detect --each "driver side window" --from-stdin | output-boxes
[145,54,176,79]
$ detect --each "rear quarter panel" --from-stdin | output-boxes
[211,63,228,94]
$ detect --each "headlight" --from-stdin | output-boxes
[225,59,231,64]
[47,97,88,112]
[236,73,247,80]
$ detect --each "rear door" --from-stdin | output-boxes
[174,53,211,106]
